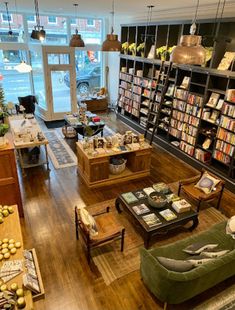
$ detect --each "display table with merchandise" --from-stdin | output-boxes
[115,186,199,248]
[76,133,152,188]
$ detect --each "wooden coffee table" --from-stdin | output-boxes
[115,192,199,248]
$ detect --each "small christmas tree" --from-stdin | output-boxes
[0,86,8,119]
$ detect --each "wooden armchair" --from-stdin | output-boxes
[178,169,225,212]
[75,206,125,264]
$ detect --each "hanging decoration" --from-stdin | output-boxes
[69,4,85,47]
[15,61,32,73]
[4,2,13,36]
[31,0,46,41]
[102,0,121,52]
[170,0,206,65]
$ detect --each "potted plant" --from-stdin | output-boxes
[156,46,176,61]
[0,86,8,123]
[128,43,137,56]
[137,42,145,57]
[121,42,129,55]
[0,123,9,147]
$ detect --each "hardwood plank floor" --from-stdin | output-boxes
[18,112,235,310]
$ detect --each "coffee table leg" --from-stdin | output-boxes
[115,198,122,213]
[144,234,151,249]
[189,216,199,231]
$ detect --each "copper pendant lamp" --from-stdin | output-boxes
[170,0,206,65]
[69,4,85,47]
[102,0,121,52]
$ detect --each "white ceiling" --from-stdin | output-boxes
[3,0,235,21]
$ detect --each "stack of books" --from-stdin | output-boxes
[172,199,191,213]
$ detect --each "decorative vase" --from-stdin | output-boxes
[0,136,7,148]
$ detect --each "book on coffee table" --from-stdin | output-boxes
[121,192,138,204]
[152,182,170,194]
[165,193,181,203]
[159,209,177,221]
[132,203,150,215]
[143,187,155,196]
[142,213,162,227]
[133,190,147,199]
[172,199,191,213]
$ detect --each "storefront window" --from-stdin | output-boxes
[0,13,24,43]
[71,18,102,44]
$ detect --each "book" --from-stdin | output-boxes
[132,203,150,215]
[216,99,224,110]
[172,199,191,213]
[207,93,220,108]
[143,187,155,196]
[133,190,147,199]
[202,138,212,150]
[121,192,138,204]
[153,182,170,194]
[226,89,235,103]
[165,193,181,203]
[180,76,190,89]
[142,213,162,227]
[217,52,235,70]
[159,209,177,221]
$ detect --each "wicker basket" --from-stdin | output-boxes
[109,159,127,175]
[62,126,77,139]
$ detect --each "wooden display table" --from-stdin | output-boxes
[80,97,108,112]
[76,142,152,188]
[0,138,23,217]
[0,205,33,309]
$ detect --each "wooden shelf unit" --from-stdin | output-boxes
[76,142,152,188]
[117,19,235,191]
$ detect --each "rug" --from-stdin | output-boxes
[44,131,77,169]
[86,199,227,286]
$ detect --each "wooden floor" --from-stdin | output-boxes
[18,112,235,310]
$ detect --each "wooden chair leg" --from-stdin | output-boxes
[216,185,225,210]
[178,183,182,196]
[121,228,125,252]
[163,302,167,310]
[75,207,79,240]
[197,200,202,212]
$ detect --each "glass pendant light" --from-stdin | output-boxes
[15,61,32,73]
[69,4,85,47]
[170,0,206,65]
[102,0,121,52]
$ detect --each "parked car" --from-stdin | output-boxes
[64,65,101,94]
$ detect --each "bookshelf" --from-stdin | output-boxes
[117,19,235,192]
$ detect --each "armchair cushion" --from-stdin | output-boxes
[79,208,98,237]
[194,171,220,194]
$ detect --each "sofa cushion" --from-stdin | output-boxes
[187,255,214,266]
[194,172,220,194]
[201,249,230,258]
[183,242,218,254]
[79,208,98,237]
[156,256,195,272]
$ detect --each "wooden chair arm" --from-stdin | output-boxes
[92,206,110,217]
[179,175,201,186]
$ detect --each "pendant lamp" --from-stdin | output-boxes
[4,2,13,36]
[170,0,206,65]
[15,61,32,73]
[69,4,85,47]
[102,0,121,52]
[31,0,46,41]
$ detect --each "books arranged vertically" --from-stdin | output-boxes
[142,213,162,227]
[132,203,150,215]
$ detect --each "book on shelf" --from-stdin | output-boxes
[202,138,212,150]
[216,99,224,110]
[180,76,190,89]
[159,209,177,221]
[226,89,235,103]
[172,199,191,213]
[207,93,220,108]
[121,192,139,204]
[166,84,175,97]
[132,203,150,215]
[195,148,211,163]
[142,213,162,227]
[217,52,235,70]
[133,190,147,199]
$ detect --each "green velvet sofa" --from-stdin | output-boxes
[140,221,235,305]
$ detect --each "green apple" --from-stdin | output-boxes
[10,283,18,291]
[8,239,15,244]
[16,288,24,297]
[8,244,14,250]
[0,284,7,291]
[17,297,26,309]
[2,238,9,244]
[2,210,9,217]
[1,243,8,249]
[0,217,3,224]
[15,242,21,249]
[3,205,8,210]
[4,252,10,259]
[10,248,17,255]
[7,207,14,214]
[0,254,3,261]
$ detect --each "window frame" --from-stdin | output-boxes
[87,18,95,27]
[27,15,36,23]
[1,13,12,23]
[47,16,57,25]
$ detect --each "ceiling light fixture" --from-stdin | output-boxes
[69,3,85,47]
[31,0,46,41]
[15,61,32,73]
[170,0,206,65]
[4,2,13,36]
[102,0,121,52]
